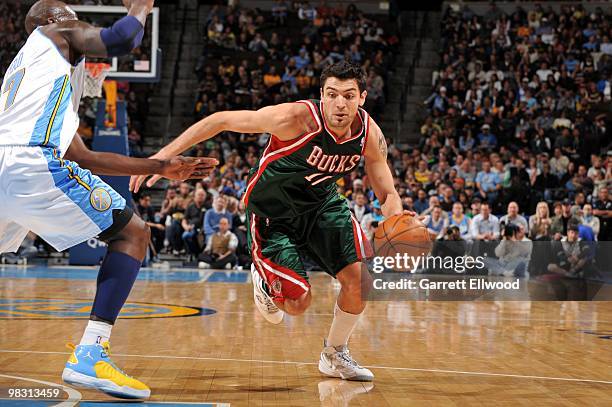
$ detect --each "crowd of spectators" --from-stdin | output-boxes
[412,3,611,279]
[0,3,27,81]
[194,1,398,122]
[416,4,612,239]
[137,180,249,269]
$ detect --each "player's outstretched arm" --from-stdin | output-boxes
[64,133,218,180]
[156,103,309,158]
[40,0,154,62]
[363,118,405,218]
[129,102,313,192]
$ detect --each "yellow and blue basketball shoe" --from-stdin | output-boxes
[62,342,150,399]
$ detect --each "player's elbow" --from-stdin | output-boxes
[207,111,246,134]
[210,111,230,131]
[100,16,144,57]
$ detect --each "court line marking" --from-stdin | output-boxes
[215,310,612,324]
[6,296,610,324]
[1,349,611,386]
[0,373,81,407]
[3,298,611,324]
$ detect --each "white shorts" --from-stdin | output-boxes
[0,146,126,253]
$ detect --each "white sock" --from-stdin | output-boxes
[326,302,361,348]
[79,320,112,346]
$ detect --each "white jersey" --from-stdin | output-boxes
[0,27,85,155]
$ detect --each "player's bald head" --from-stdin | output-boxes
[25,0,77,35]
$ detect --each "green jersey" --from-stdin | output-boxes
[243,99,371,219]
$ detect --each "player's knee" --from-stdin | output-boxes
[345,281,362,297]
[284,290,311,315]
[115,215,149,249]
[341,275,367,298]
[132,218,151,249]
[338,263,372,298]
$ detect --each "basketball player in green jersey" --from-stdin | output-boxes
[131,61,412,381]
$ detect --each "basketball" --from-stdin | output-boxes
[373,214,433,272]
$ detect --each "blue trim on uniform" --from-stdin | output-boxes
[40,148,126,234]
[43,76,71,147]
[28,75,71,148]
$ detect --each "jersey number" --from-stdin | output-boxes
[1,68,25,112]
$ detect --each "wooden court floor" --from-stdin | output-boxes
[0,265,611,406]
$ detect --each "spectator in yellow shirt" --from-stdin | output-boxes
[263,66,282,87]
[415,160,432,184]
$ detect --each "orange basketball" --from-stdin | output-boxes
[373,214,433,272]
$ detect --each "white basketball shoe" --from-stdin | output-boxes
[250,264,284,324]
[318,340,374,381]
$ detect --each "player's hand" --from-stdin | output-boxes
[123,0,155,10]
[123,0,155,18]
[160,156,218,181]
[402,210,426,223]
[130,173,160,193]
[129,156,218,193]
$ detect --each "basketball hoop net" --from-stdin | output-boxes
[84,62,111,98]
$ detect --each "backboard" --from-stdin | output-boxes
[71,5,160,82]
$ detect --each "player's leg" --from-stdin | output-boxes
[79,207,148,341]
[7,148,150,398]
[61,209,151,399]
[279,282,312,315]
[59,161,151,399]
[333,261,373,337]
[247,210,312,322]
[0,221,29,255]
[0,147,30,255]
[307,197,374,381]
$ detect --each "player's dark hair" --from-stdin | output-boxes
[320,60,367,93]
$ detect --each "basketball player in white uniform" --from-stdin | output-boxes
[0,0,216,399]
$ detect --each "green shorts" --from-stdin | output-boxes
[246,195,373,301]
